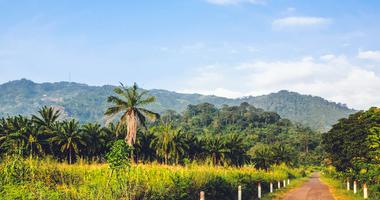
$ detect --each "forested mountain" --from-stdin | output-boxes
[0,79,355,131]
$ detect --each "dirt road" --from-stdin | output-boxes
[282,173,335,200]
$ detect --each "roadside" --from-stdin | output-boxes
[319,174,365,200]
[262,177,309,200]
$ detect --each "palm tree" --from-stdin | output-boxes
[25,124,47,158]
[224,133,249,166]
[272,143,295,166]
[134,129,156,163]
[51,119,84,164]
[203,134,228,165]
[105,83,159,146]
[171,129,188,164]
[32,106,61,131]
[0,116,29,154]
[151,123,176,164]
[250,144,274,171]
[81,123,107,161]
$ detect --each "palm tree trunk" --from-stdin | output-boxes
[69,147,72,164]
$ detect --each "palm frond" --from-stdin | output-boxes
[139,108,160,121]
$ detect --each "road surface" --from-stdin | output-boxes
[282,173,335,200]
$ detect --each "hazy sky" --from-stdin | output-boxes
[1,0,380,110]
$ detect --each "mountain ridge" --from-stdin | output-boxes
[0,79,356,131]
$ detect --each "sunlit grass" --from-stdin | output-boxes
[0,158,308,200]
[320,174,365,200]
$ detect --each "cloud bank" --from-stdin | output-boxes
[181,54,380,110]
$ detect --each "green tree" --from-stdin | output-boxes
[249,144,273,171]
[81,123,107,161]
[31,106,61,132]
[323,107,380,172]
[203,135,228,165]
[105,83,159,146]
[51,120,84,164]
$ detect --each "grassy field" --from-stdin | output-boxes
[0,157,307,200]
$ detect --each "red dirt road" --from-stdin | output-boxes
[282,173,335,200]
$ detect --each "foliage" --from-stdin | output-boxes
[106,140,131,170]
[322,107,380,199]
[322,107,380,172]
[0,101,322,167]
[0,158,306,200]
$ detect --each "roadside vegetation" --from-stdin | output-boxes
[322,107,380,199]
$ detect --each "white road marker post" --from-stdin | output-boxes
[287,179,290,185]
[200,191,205,200]
[283,179,286,187]
[347,178,350,191]
[278,180,281,189]
[238,185,242,200]
[354,180,357,194]
[270,181,273,193]
[363,182,368,199]
[258,182,262,199]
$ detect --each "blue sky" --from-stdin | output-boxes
[1,0,380,109]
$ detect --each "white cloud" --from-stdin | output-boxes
[181,55,380,110]
[272,16,331,28]
[206,0,266,6]
[358,50,380,62]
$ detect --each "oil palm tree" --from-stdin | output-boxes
[0,116,29,153]
[81,123,106,161]
[105,82,159,146]
[32,106,61,132]
[51,119,84,164]
[203,134,229,165]
[151,123,176,164]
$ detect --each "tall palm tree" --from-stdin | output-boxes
[105,83,159,146]
[51,119,84,164]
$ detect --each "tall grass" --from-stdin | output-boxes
[0,157,306,200]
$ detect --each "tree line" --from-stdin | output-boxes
[0,83,322,169]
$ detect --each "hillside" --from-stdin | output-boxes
[0,79,355,131]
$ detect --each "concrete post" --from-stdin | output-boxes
[238,185,242,200]
[200,191,205,200]
[283,179,286,187]
[354,180,357,194]
[278,180,281,189]
[270,182,273,193]
[347,179,350,191]
[363,183,368,199]
[287,179,290,185]
[258,182,261,199]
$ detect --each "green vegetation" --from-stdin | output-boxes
[320,173,363,200]
[7,81,380,200]
[322,107,380,199]
[0,158,306,200]
[0,79,355,131]
[0,85,323,166]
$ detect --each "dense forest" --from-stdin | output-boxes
[0,79,355,131]
[0,81,323,168]
[0,103,322,168]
